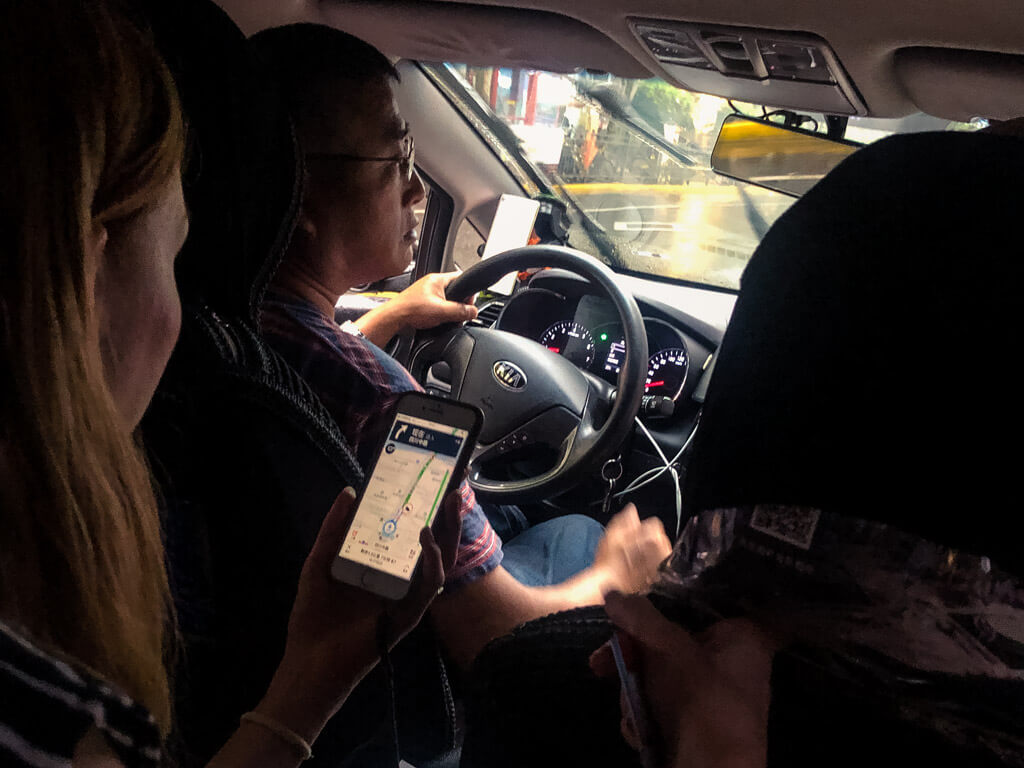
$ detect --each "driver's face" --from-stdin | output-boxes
[302,77,426,289]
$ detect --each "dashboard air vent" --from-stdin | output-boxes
[472,300,505,328]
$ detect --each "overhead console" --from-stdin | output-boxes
[630,19,866,116]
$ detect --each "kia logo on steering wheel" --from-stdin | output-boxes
[492,361,527,390]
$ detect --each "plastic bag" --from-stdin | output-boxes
[656,505,1024,765]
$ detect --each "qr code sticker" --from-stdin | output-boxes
[749,506,821,550]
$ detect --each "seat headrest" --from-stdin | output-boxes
[135,0,301,322]
[682,131,1024,576]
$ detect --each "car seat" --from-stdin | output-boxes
[461,131,1024,768]
[134,1,456,765]
[679,129,1024,580]
[671,129,1024,768]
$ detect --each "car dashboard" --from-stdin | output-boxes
[478,268,723,530]
[491,270,718,415]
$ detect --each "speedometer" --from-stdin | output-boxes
[646,347,688,400]
[540,321,596,368]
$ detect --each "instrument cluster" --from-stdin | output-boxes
[494,289,694,403]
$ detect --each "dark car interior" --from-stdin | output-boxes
[126,0,1024,765]
[456,129,1024,768]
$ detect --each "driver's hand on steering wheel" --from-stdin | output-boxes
[355,271,478,347]
[592,504,672,596]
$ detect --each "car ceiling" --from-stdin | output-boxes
[216,0,1024,121]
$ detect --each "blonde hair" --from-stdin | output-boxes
[0,0,184,732]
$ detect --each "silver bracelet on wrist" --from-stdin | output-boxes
[240,711,313,761]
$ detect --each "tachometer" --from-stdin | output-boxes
[540,321,596,368]
[646,347,688,400]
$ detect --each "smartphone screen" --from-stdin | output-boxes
[339,411,470,580]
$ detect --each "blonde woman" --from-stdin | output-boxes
[0,2,456,766]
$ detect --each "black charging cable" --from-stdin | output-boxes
[377,611,401,766]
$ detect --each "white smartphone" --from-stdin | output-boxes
[481,193,541,295]
[331,392,483,600]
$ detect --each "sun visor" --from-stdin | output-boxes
[895,47,1024,122]
[316,1,651,78]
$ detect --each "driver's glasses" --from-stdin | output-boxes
[307,135,416,182]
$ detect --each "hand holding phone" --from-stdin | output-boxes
[592,593,774,768]
[332,392,482,600]
[262,482,463,740]
[610,632,662,768]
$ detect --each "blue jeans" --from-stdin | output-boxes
[482,504,603,587]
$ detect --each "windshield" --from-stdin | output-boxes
[430,63,981,291]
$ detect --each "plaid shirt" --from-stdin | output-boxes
[262,289,502,588]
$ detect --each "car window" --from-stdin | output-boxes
[431,63,982,291]
[452,217,486,271]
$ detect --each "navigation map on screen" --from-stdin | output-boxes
[339,414,468,579]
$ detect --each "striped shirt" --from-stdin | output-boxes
[262,289,503,587]
[0,620,161,768]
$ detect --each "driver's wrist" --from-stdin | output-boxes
[563,564,615,606]
[353,306,402,347]
[590,565,618,598]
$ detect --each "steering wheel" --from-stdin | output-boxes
[410,245,647,502]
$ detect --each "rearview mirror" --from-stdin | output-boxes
[711,114,861,197]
